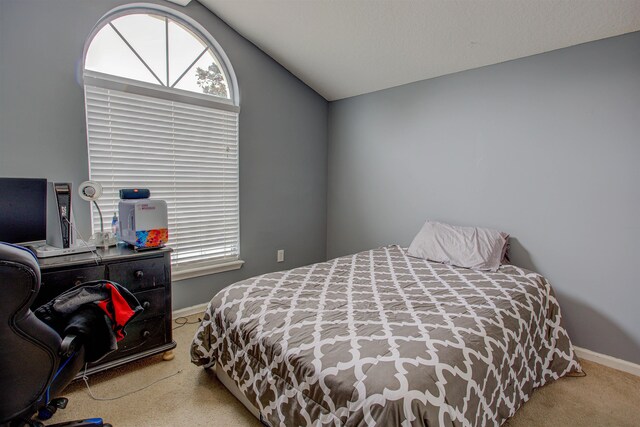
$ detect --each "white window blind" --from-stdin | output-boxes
[85,84,239,269]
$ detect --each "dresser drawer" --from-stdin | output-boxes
[108,257,166,292]
[36,265,106,308]
[133,288,166,322]
[96,317,167,364]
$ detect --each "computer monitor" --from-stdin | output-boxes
[0,178,48,244]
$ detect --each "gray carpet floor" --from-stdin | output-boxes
[50,314,640,426]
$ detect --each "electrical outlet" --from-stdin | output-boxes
[277,249,285,263]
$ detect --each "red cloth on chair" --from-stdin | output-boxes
[96,282,137,341]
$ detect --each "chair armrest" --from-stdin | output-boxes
[60,334,81,358]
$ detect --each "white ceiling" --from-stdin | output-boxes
[198,0,640,101]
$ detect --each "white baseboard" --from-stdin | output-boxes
[173,302,209,318]
[574,345,640,377]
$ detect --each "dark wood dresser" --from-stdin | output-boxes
[35,245,176,376]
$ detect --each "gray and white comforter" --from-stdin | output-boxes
[191,245,581,426]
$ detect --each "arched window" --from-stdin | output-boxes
[83,5,241,277]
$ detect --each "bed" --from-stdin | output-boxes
[191,245,581,426]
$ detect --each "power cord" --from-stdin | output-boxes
[173,316,201,330]
[79,317,201,400]
[567,369,587,378]
[81,363,183,401]
[63,217,103,265]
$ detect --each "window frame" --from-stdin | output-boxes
[83,3,240,107]
[82,3,243,281]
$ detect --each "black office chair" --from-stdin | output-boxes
[0,243,110,427]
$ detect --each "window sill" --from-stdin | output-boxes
[172,259,244,282]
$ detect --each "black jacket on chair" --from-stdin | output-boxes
[35,280,142,363]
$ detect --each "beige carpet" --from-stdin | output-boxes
[50,314,640,426]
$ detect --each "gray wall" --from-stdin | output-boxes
[0,0,328,309]
[327,32,640,364]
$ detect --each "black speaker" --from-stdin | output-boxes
[119,188,150,199]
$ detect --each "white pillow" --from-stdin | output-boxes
[407,220,509,272]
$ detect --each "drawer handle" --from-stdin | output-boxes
[142,301,151,310]
[141,330,151,340]
[134,270,144,279]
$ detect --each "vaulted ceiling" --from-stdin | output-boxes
[198,0,640,101]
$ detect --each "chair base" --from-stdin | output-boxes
[11,418,109,427]
[40,418,110,427]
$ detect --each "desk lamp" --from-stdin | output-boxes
[78,181,116,248]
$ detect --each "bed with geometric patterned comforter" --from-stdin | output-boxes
[191,245,581,426]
